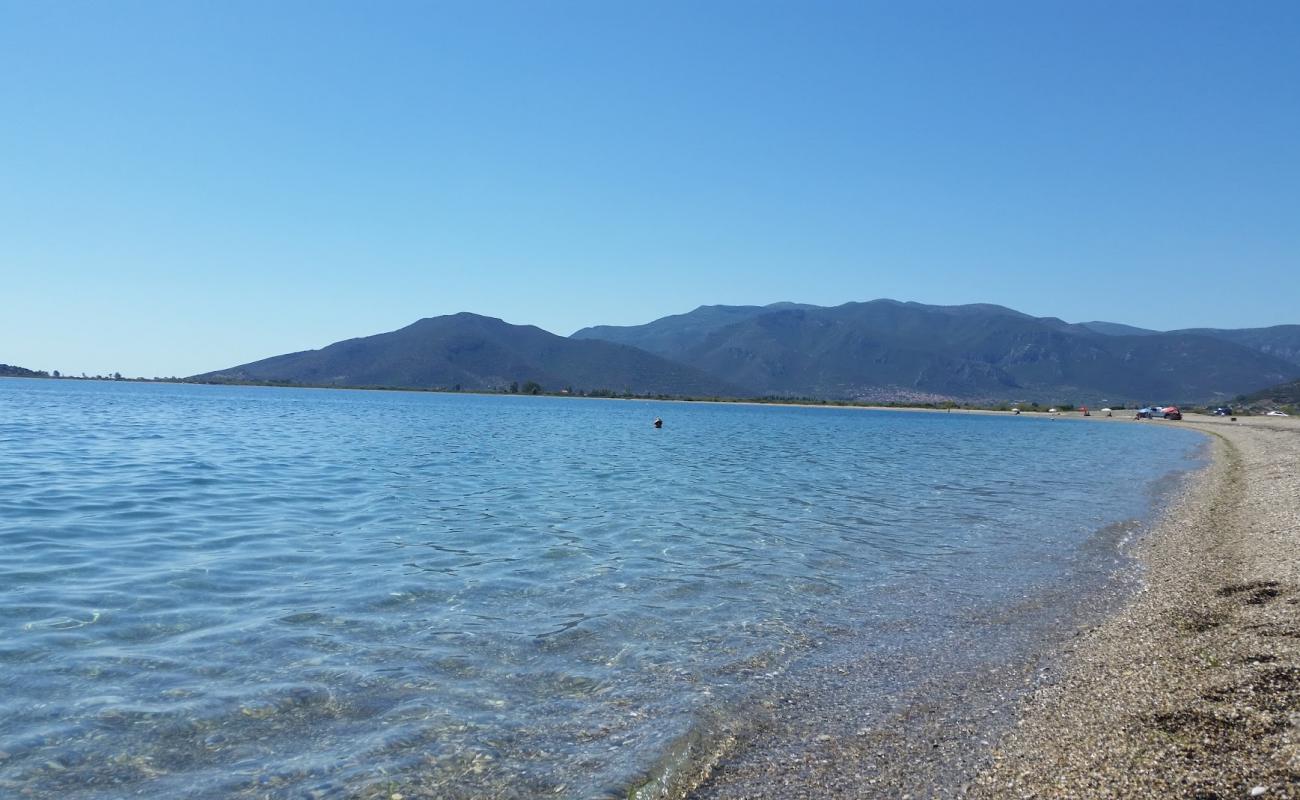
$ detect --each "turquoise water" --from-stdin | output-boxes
[0,379,1204,798]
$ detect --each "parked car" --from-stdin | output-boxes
[1266,410,1290,417]
[1213,406,1233,416]
[1163,406,1182,420]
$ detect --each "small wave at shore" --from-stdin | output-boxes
[0,380,1206,798]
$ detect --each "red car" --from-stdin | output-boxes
[1163,406,1182,420]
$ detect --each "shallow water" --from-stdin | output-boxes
[0,379,1204,798]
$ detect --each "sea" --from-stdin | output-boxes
[0,378,1206,799]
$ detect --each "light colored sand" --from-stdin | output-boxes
[973,414,1300,798]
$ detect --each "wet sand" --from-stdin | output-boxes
[681,414,1300,799]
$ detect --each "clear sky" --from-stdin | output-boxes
[3,1,1297,377]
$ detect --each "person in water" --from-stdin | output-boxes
[653,417,663,428]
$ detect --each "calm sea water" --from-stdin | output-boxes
[0,379,1204,799]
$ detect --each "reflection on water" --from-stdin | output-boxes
[0,379,1203,798]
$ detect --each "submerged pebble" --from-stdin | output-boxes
[0,382,1209,798]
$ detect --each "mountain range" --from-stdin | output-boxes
[194,300,1300,404]
[192,312,742,397]
[572,300,1299,403]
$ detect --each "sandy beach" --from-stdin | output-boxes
[684,413,1300,799]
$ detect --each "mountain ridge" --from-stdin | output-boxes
[574,300,1299,403]
[191,301,1300,404]
[193,313,744,397]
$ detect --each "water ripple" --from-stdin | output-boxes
[0,379,1204,798]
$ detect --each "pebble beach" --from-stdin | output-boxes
[686,413,1300,799]
[973,414,1300,798]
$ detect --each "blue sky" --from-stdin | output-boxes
[3,1,1297,377]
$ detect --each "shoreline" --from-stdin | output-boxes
[972,414,1300,797]
[16,376,1258,422]
[680,415,1300,798]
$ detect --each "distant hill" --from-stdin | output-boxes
[1079,322,1300,367]
[1240,377,1300,407]
[572,302,817,362]
[1169,325,1300,368]
[1079,321,1160,337]
[191,313,744,396]
[0,364,48,378]
[574,300,1298,403]
[191,303,1300,404]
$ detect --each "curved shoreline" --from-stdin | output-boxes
[972,415,1300,797]
[680,415,1300,798]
